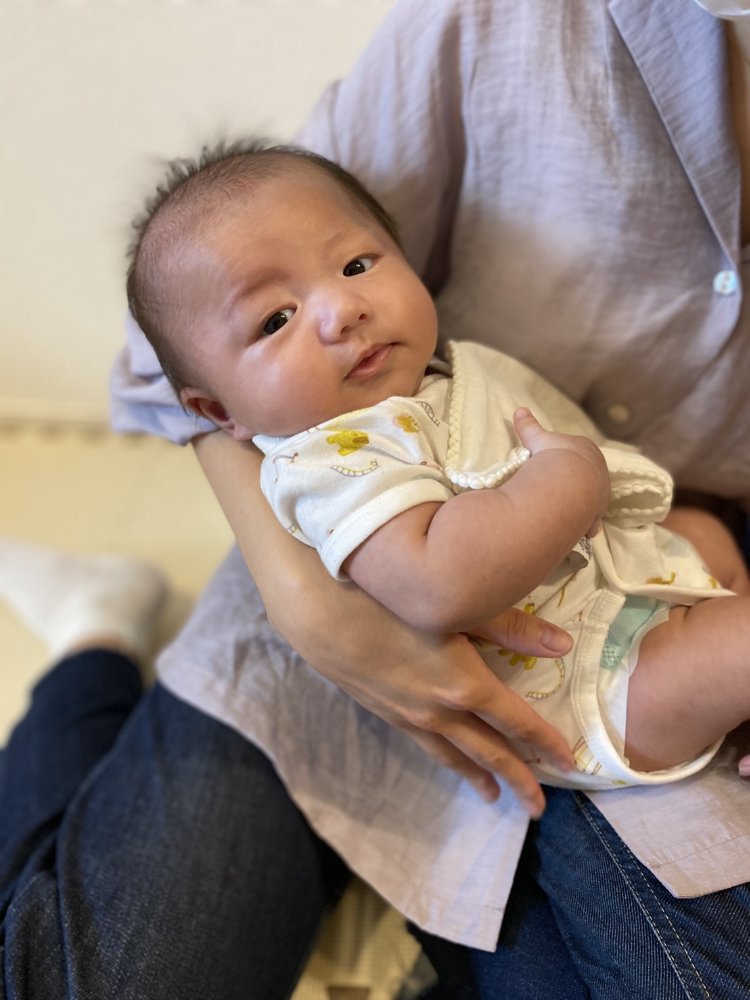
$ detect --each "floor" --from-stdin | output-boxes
[0,420,420,1000]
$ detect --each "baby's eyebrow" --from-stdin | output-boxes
[223,268,279,318]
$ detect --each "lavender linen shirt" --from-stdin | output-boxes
[111,0,750,948]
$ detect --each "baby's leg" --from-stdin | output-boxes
[662,506,750,594]
[625,595,750,772]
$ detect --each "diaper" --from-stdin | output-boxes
[597,595,671,762]
[490,592,722,791]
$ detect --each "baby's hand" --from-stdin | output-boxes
[513,407,609,537]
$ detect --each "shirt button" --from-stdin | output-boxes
[713,270,738,295]
[606,403,632,425]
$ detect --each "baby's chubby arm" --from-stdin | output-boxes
[344,408,610,633]
[193,427,575,813]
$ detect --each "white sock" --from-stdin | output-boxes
[0,538,169,660]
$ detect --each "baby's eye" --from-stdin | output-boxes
[343,256,374,277]
[262,308,294,335]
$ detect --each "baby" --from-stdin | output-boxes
[127,140,750,791]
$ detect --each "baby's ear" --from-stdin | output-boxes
[180,387,253,440]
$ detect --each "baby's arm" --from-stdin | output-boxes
[194,428,576,813]
[344,409,610,632]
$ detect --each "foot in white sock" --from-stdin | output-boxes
[0,538,169,661]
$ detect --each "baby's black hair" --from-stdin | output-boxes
[126,138,401,396]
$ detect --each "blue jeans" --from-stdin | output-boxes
[413,786,750,999]
[3,651,749,999]
[0,651,350,999]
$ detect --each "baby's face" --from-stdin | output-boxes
[176,167,438,439]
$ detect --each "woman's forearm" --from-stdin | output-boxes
[192,432,337,644]
[193,432,420,663]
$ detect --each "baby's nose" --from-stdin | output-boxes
[317,288,369,342]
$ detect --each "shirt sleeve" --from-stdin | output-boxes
[294,0,466,291]
[256,400,454,580]
[109,312,215,444]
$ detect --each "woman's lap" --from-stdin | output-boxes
[0,653,350,1000]
[3,652,748,1000]
[537,789,750,998]
[415,787,750,999]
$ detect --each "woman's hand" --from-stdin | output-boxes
[195,432,575,817]
[281,578,574,817]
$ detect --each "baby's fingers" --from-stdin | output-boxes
[513,407,548,453]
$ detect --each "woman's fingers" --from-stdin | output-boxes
[420,716,548,818]
[407,729,502,803]
[280,573,574,816]
[473,607,572,657]
[473,683,574,777]
[396,658,574,816]
[407,721,547,816]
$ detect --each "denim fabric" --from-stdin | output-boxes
[4,652,749,1000]
[415,786,750,998]
[0,652,350,1000]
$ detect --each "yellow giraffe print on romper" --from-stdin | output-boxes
[325,429,370,456]
[325,429,378,476]
[393,413,420,434]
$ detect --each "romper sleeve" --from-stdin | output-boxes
[255,398,455,580]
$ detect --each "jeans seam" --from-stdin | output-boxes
[574,796,711,1000]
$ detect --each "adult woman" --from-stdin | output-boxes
[112,0,750,996]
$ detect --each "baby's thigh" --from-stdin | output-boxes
[662,506,750,592]
[627,596,750,769]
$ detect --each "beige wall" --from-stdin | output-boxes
[0,0,395,424]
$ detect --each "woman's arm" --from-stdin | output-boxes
[193,430,574,816]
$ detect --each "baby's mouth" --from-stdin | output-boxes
[346,344,393,380]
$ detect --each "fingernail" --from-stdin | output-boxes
[739,761,750,779]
